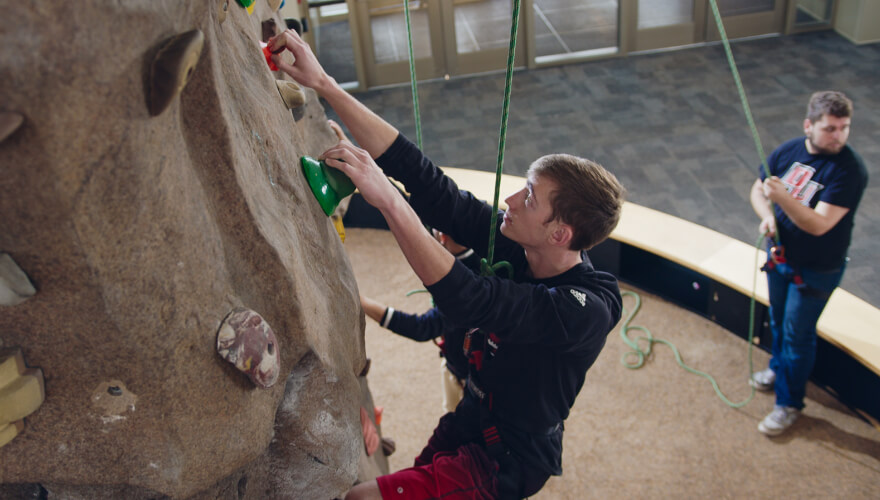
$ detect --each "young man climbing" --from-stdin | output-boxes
[270,29,625,499]
[749,91,868,436]
[361,229,481,413]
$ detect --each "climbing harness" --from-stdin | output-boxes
[761,242,805,287]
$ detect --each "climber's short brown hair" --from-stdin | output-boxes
[528,154,625,251]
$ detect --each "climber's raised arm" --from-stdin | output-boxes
[269,29,398,159]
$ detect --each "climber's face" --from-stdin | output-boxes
[501,173,558,250]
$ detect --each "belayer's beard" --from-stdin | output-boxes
[807,136,843,155]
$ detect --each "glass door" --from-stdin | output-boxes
[530,0,620,65]
[353,0,525,88]
[632,0,703,52]
[353,0,446,87]
[631,0,785,52]
[705,0,786,41]
[786,0,835,34]
[440,0,526,77]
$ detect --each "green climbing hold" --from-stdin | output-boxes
[301,156,356,216]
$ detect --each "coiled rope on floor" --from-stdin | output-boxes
[618,234,767,408]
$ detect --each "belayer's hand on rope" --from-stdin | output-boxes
[759,215,777,240]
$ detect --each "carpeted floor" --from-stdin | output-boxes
[345,227,880,499]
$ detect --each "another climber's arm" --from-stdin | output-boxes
[270,29,397,159]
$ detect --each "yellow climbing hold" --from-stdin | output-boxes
[236,0,255,15]
[0,420,24,448]
[0,348,26,388]
[0,369,44,424]
[332,214,346,243]
[0,348,45,448]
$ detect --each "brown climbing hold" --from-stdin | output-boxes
[359,358,371,377]
[381,436,396,457]
[360,406,379,457]
[276,80,305,110]
[149,29,205,116]
[90,380,137,421]
[0,112,24,143]
[262,18,278,43]
[217,308,280,388]
[218,0,229,24]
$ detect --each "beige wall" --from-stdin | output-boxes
[835,0,880,44]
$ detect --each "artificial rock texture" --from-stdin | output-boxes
[0,1,380,498]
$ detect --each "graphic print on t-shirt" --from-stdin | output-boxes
[780,162,824,206]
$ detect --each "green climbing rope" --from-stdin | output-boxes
[403,0,423,149]
[401,0,519,277]
[485,0,522,272]
[619,233,768,408]
[707,0,778,243]
[708,0,769,180]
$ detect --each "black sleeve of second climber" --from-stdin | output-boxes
[386,306,457,343]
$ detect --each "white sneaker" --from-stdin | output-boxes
[749,368,775,392]
[758,405,800,436]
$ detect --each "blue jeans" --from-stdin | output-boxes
[766,261,844,409]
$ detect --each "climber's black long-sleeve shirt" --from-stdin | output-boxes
[375,134,622,476]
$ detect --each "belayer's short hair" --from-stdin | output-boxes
[528,154,625,251]
[807,91,853,123]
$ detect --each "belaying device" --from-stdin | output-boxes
[761,243,804,287]
[300,156,356,216]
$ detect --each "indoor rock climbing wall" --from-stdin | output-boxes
[0,1,387,498]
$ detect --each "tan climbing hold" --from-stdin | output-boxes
[0,112,24,143]
[0,348,45,448]
[276,80,305,110]
[267,0,283,10]
[0,253,36,307]
[218,0,229,24]
[149,29,205,116]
